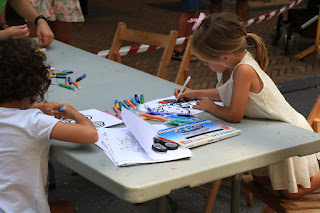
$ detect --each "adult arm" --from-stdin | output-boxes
[8,0,54,47]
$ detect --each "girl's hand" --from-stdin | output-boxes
[193,97,218,112]
[174,88,197,101]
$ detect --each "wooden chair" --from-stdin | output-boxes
[174,35,193,87]
[177,35,253,212]
[242,95,320,213]
[108,22,178,80]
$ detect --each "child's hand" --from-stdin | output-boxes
[33,101,60,115]
[193,97,218,112]
[174,88,197,101]
[51,104,77,120]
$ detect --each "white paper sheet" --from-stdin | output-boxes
[121,107,193,161]
[139,96,223,115]
[64,109,123,128]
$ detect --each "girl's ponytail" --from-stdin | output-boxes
[247,33,269,71]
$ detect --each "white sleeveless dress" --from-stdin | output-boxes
[216,51,319,193]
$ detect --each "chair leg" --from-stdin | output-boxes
[203,179,222,213]
[261,205,274,213]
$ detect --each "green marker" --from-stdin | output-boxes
[167,121,179,126]
[140,94,144,104]
[58,83,76,91]
[54,72,68,75]
[118,101,123,111]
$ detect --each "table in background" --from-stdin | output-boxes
[46,40,320,213]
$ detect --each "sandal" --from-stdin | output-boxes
[171,49,185,61]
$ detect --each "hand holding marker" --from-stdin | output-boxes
[176,76,191,102]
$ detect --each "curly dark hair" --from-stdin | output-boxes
[0,38,51,104]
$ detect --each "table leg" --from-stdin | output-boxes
[231,173,243,213]
[157,196,167,213]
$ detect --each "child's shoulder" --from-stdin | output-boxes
[233,63,257,80]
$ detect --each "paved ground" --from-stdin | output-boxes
[5,0,320,212]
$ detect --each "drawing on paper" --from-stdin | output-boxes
[64,115,105,128]
[117,132,144,152]
[146,98,197,114]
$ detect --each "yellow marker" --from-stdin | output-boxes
[141,117,151,120]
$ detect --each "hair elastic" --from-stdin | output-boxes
[188,12,206,31]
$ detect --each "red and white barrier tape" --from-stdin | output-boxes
[96,37,189,58]
[243,0,304,27]
[96,0,304,58]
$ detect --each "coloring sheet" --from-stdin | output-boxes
[121,107,193,161]
[95,108,193,166]
[64,109,123,128]
[139,96,223,115]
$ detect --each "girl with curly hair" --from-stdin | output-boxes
[0,38,98,212]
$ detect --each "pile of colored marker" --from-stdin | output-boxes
[114,94,144,112]
[48,68,86,91]
[140,110,198,126]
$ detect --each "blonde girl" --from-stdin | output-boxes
[174,12,320,198]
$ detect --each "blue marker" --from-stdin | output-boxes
[134,94,140,103]
[68,77,72,85]
[168,118,195,123]
[76,74,86,82]
[147,111,175,116]
[62,70,73,74]
[58,106,66,112]
[122,100,130,110]
[130,97,139,106]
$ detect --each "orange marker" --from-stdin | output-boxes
[126,99,136,109]
[72,81,81,89]
[139,113,167,121]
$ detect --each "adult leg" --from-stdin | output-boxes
[236,0,249,22]
[175,11,195,53]
[51,20,72,44]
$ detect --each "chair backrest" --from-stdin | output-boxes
[307,95,320,133]
[174,35,193,87]
[108,22,178,80]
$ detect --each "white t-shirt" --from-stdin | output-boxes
[0,107,59,213]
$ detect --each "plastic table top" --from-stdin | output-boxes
[46,40,320,204]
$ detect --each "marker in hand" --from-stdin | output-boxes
[176,76,191,102]
[58,106,66,112]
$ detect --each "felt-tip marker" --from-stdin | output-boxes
[76,74,86,82]
[140,94,144,104]
[130,97,139,106]
[122,100,130,110]
[58,106,66,112]
[134,94,140,103]
[58,83,76,90]
[72,81,81,89]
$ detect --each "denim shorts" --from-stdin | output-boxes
[181,0,202,12]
